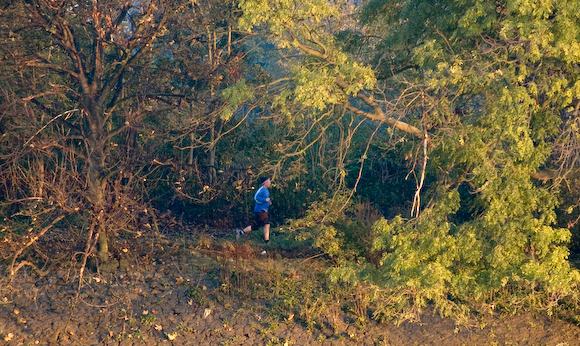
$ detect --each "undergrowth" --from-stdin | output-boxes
[281,192,580,326]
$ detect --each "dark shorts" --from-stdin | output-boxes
[252,210,269,229]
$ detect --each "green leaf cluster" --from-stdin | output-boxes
[238,0,338,35]
[239,0,377,112]
[286,192,354,259]
[220,80,255,120]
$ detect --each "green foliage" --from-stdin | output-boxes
[258,0,580,317]
[291,59,376,111]
[286,192,353,259]
[238,0,338,36]
[239,0,376,113]
[220,80,255,120]
[324,185,580,323]
[285,193,383,264]
[327,0,580,323]
[264,0,580,323]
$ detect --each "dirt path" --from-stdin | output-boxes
[1,242,580,346]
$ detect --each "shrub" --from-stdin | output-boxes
[285,192,382,263]
[302,187,580,324]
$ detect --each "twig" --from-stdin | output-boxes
[411,134,429,218]
[0,197,43,206]
[76,224,99,298]
[300,252,326,265]
[9,260,51,277]
[23,109,79,148]
[332,120,382,219]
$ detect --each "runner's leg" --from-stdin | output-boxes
[263,223,269,242]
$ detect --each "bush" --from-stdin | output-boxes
[285,192,383,263]
[298,187,580,324]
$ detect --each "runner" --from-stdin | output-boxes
[235,177,272,254]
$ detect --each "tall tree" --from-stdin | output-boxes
[0,0,182,264]
[0,0,270,269]
[238,0,580,319]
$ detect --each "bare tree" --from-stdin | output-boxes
[0,0,178,266]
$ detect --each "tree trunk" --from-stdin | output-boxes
[88,153,109,262]
[208,118,222,184]
[86,100,110,262]
[189,134,195,177]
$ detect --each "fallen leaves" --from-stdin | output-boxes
[165,332,178,340]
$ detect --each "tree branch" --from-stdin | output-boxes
[104,124,128,142]
[281,29,328,60]
[30,99,83,133]
[281,28,425,139]
[98,5,171,111]
[25,61,80,80]
[342,97,424,139]
[10,214,66,276]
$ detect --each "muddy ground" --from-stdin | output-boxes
[1,231,580,346]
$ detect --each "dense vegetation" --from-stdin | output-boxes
[2,0,580,323]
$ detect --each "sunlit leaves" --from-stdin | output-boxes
[238,0,377,114]
[313,0,580,321]
[238,0,339,35]
[220,79,255,120]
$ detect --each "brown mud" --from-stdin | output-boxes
[1,230,580,346]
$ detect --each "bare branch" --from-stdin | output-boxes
[23,109,79,148]
[24,61,80,80]
[29,99,83,133]
[10,214,66,277]
[411,135,428,218]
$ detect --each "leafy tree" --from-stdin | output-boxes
[239,0,425,138]
[239,0,580,320]
[359,0,580,316]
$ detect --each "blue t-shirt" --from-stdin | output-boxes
[253,185,270,212]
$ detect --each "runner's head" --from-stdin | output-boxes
[260,177,271,188]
